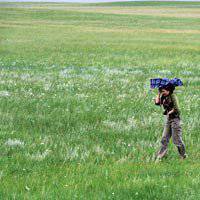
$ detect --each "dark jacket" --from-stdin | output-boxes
[155,93,180,119]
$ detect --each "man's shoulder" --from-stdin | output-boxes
[170,93,177,99]
[170,93,179,105]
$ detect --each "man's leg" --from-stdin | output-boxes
[171,117,186,159]
[157,117,172,159]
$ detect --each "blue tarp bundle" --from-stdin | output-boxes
[150,78,183,89]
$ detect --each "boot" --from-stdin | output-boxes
[177,145,186,159]
[157,146,168,159]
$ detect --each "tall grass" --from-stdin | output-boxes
[0,2,200,199]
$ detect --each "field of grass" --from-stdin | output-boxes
[0,1,200,199]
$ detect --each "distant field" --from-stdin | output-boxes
[0,1,200,199]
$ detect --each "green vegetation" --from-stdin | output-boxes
[0,2,200,199]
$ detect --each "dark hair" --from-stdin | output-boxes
[159,83,175,94]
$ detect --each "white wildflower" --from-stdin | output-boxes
[181,71,192,76]
[64,147,90,161]
[0,91,10,97]
[94,145,105,155]
[65,147,79,161]
[156,69,172,75]
[29,149,51,161]
[119,78,129,85]
[44,83,51,91]
[59,67,75,78]
[104,68,125,76]
[117,156,128,163]
[127,116,136,128]
[131,69,143,75]
[117,94,127,100]
[80,150,90,161]
[5,139,24,147]
[75,93,88,99]
[103,117,136,132]
[20,73,31,80]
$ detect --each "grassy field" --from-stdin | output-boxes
[0,1,200,199]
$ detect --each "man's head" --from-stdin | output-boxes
[159,83,175,96]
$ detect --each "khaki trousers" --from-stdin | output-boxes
[158,115,186,157]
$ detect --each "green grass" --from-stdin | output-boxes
[90,1,200,7]
[0,1,200,199]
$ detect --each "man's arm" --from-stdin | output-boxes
[168,94,180,115]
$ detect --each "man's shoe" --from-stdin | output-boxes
[180,154,187,160]
[157,148,168,159]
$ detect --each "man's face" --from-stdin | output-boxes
[161,89,170,96]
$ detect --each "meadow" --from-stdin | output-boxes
[0,1,200,199]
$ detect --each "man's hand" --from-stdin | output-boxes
[154,92,161,104]
[167,109,175,116]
